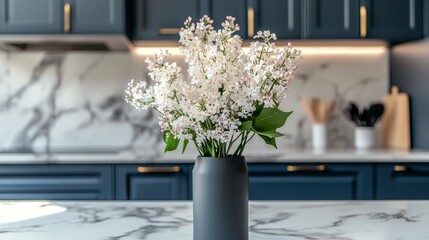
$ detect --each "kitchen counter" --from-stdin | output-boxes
[2,149,429,164]
[0,201,427,239]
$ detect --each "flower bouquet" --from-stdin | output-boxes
[126,16,302,157]
[126,16,301,240]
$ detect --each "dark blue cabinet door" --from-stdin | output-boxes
[249,163,373,200]
[133,0,199,40]
[0,165,113,200]
[247,0,300,39]
[67,0,125,34]
[0,0,62,33]
[376,164,429,199]
[362,0,423,42]
[200,0,247,38]
[115,165,189,200]
[304,0,359,38]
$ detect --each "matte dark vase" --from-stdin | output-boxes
[193,156,248,240]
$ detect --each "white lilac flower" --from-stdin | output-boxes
[125,16,302,156]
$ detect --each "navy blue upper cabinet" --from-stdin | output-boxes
[67,0,125,34]
[425,0,429,36]
[0,165,113,200]
[0,0,124,34]
[133,0,200,40]
[248,163,373,200]
[0,0,62,33]
[200,0,247,38]
[247,0,300,39]
[361,0,423,42]
[376,164,429,199]
[115,165,189,200]
[304,0,360,38]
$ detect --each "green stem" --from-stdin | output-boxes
[239,133,255,156]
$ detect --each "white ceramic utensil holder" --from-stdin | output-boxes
[312,123,327,151]
[355,127,374,150]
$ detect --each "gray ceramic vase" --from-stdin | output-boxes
[193,156,248,240]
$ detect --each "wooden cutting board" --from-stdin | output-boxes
[382,86,410,150]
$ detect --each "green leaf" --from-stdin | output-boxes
[182,139,189,154]
[239,120,253,131]
[164,134,180,153]
[253,102,265,118]
[258,134,277,148]
[162,131,169,144]
[253,108,292,132]
[251,129,284,138]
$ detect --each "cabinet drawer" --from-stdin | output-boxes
[376,164,429,199]
[0,165,113,200]
[248,163,373,200]
[115,164,189,200]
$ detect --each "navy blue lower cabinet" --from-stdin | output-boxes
[376,164,429,199]
[115,164,189,200]
[0,165,113,200]
[248,163,373,200]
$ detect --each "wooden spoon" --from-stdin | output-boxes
[311,97,320,123]
[301,99,316,124]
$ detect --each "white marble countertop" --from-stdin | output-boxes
[1,149,429,164]
[0,201,427,239]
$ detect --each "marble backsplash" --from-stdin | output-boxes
[0,51,388,156]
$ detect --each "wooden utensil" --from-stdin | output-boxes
[311,97,320,122]
[302,98,336,124]
[301,99,316,123]
[382,86,410,150]
[319,101,327,123]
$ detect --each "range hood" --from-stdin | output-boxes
[0,35,133,51]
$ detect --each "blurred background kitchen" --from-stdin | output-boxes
[0,0,428,201]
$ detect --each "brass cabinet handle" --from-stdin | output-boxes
[137,166,181,173]
[247,7,255,38]
[287,165,326,172]
[360,6,367,38]
[394,165,407,172]
[158,28,181,35]
[64,3,71,33]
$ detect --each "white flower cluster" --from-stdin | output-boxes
[126,16,302,151]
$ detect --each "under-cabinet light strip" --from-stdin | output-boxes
[133,46,387,56]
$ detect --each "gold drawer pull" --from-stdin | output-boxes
[247,7,255,38]
[287,165,326,172]
[137,166,181,173]
[360,6,367,38]
[64,3,71,33]
[158,28,181,35]
[394,165,407,172]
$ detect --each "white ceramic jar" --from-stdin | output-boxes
[312,123,327,151]
[354,127,374,150]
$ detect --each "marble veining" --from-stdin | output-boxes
[0,201,428,239]
[0,51,388,157]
